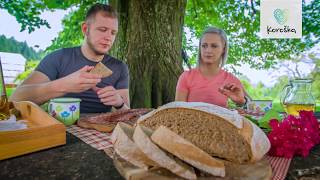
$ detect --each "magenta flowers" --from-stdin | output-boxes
[267,111,320,158]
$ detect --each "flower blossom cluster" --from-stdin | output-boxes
[267,111,320,158]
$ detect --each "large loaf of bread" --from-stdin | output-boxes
[138,101,271,164]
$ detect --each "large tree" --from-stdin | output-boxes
[1,0,186,108]
[111,0,186,108]
[1,0,319,108]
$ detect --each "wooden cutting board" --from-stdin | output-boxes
[77,113,138,133]
[113,153,272,180]
[77,109,153,133]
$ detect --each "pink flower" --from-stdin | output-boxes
[267,111,320,158]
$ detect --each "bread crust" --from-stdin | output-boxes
[133,124,197,179]
[90,62,113,78]
[111,123,157,170]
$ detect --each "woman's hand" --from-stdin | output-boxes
[218,83,246,105]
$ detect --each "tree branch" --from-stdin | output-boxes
[192,0,198,18]
[250,0,256,14]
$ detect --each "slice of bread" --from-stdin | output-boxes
[138,101,271,164]
[133,124,197,180]
[111,122,157,170]
[151,126,226,177]
[90,62,113,78]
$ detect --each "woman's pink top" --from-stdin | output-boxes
[176,68,243,108]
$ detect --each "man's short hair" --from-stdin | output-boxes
[85,3,118,23]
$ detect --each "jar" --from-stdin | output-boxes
[281,79,316,116]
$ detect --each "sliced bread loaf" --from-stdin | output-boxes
[151,125,226,177]
[111,122,157,170]
[138,101,271,164]
[133,124,197,180]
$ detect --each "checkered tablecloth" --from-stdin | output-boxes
[67,125,113,150]
[67,125,292,180]
[266,156,292,180]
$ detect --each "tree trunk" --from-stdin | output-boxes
[111,0,186,108]
[109,0,129,62]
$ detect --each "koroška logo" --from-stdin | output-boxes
[260,0,301,39]
[267,8,297,34]
[267,25,297,34]
[274,9,288,25]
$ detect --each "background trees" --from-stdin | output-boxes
[0,35,41,60]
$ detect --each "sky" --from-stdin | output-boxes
[0,8,316,87]
[0,9,68,50]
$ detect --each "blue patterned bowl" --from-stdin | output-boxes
[48,98,81,126]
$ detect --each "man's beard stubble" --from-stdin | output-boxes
[86,28,107,56]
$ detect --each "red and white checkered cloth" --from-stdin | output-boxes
[67,125,292,180]
[67,125,113,150]
[266,156,292,180]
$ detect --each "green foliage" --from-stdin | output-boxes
[46,1,94,53]
[309,53,320,100]
[0,0,104,54]
[0,35,42,60]
[14,60,39,83]
[184,0,320,68]
[264,76,289,100]
[6,87,15,97]
[2,0,318,68]
[303,1,320,41]
[2,0,319,67]
[240,77,275,100]
[0,0,82,33]
[271,100,284,112]
[0,0,50,33]
[258,109,282,129]
[240,74,320,112]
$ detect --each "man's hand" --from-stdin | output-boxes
[92,86,124,107]
[59,65,102,93]
[218,83,246,105]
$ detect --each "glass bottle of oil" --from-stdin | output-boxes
[0,95,10,120]
[281,79,315,116]
[0,57,10,120]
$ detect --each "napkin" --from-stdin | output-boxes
[0,115,27,131]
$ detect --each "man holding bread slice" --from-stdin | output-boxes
[10,3,129,113]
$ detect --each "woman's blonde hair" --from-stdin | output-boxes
[198,27,228,67]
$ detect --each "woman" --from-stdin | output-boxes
[175,27,247,108]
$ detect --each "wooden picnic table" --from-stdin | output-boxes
[1,132,320,180]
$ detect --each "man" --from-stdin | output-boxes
[10,4,129,113]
